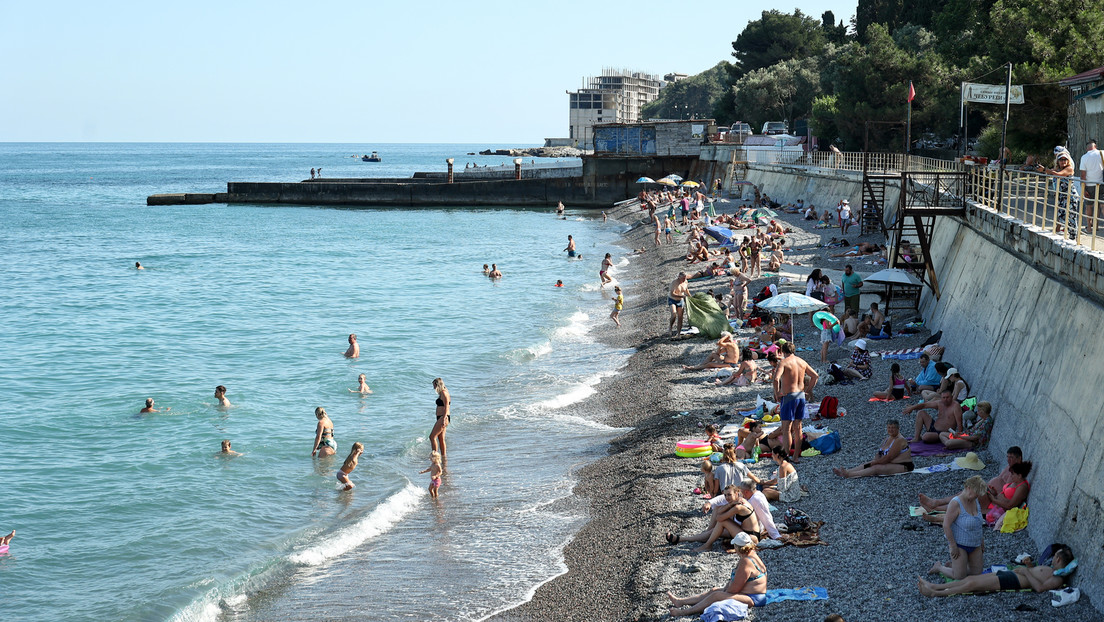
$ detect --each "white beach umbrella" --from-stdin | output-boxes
[755,292,828,355]
[864,268,922,286]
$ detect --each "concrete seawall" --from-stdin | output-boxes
[743,164,1104,613]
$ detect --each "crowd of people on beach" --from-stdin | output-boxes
[644,183,1079,618]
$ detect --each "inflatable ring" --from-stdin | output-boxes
[812,310,841,333]
[676,439,711,451]
[676,447,714,458]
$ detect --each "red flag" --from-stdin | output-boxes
[907,81,916,103]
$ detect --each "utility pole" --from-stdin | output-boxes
[996,62,1012,212]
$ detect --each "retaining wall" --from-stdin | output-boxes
[742,164,901,216]
[920,206,1104,611]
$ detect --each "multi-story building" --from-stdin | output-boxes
[568,69,669,149]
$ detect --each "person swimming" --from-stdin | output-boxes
[140,398,169,413]
[214,385,231,408]
[348,373,372,394]
[135,262,144,270]
[219,440,242,456]
[344,334,359,358]
[555,280,564,287]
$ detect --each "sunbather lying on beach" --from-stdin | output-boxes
[830,242,884,257]
[688,262,724,280]
[684,332,738,371]
[918,544,1074,597]
[667,532,768,615]
[833,419,913,477]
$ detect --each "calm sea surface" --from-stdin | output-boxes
[0,143,633,621]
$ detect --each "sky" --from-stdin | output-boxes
[0,1,857,143]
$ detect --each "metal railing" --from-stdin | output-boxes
[746,150,962,173]
[967,166,1102,251]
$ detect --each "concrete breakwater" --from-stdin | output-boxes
[743,163,1104,613]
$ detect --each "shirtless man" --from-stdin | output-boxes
[556,201,565,217]
[772,341,819,461]
[344,334,360,358]
[918,544,1074,597]
[219,440,242,456]
[904,389,963,443]
[214,385,231,408]
[140,398,169,413]
[489,264,502,279]
[668,272,690,336]
[135,261,144,270]
[564,235,577,258]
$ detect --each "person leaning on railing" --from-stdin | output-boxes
[1080,138,1102,231]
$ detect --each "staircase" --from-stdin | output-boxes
[861,174,894,235]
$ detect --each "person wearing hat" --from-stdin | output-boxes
[919,446,1023,516]
[1080,138,1102,228]
[929,475,988,580]
[666,529,768,615]
[903,388,964,444]
[839,199,852,234]
[921,366,970,403]
[1037,146,1077,239]
[838,339,872,380]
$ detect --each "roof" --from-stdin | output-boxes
[1060,65,1104,87]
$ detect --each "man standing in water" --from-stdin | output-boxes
[772,341,818,462]
[344,334,360,358]
[668,272,690,337]
[564,235,576,258]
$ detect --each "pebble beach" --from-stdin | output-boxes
[490,198,1096,621]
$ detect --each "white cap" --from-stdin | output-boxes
[730,532,754,548]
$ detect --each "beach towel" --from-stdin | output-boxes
[701,600,748,621]
[685,293,732,339]
[911,461,964,475]
[875,346,926,360]
[763,587,829,604]
[908,441,967,457]
[778,521,828,547]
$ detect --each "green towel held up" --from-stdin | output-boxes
[685,292,731,339]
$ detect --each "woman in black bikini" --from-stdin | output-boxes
[430,378,450,459]
[666,485,762,553]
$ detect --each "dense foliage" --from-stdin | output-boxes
[642,1,1104,156]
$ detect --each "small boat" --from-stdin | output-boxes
[362,151,382,162]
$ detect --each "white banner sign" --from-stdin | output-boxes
[962,83,1025,105]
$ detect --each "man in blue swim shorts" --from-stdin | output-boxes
[772,341,818,462]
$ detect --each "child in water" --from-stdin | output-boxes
[348,373,373,394]
[555,279,564,287]
[219,440,242,456]
[611,286,623,327]
[337,442,364,491]
[420,451,443,499]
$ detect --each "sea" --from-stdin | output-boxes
[0,143,635,621]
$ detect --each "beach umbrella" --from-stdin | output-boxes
[664,174,684,182]
[656,178,678,186]
[703,225,734,246]
[681,180,701,188]
[756,292,828,354]
[636,176,656,184]
[864,268,922,286]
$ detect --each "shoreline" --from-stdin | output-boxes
[490,199,1095,621]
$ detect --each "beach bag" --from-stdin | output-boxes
[753,286,773,304]
[999,507,1029,533]
[809,430,841,455]
[783,507,812,531]
[827,363,847,382]
[819,396,840,419]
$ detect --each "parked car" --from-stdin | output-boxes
[730,122,753,136]
[762,121,787,135]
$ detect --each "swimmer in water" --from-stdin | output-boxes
[219,440,242,456]
[602,211,608,222]
[556,201,565,217]
[420,450,443,499]
[312,407,337,457]
[1,530,14,546]
[555,280,564,287]
[564,235,577,258]
[337,442,364,490]
[140,398,169,413]
[482,264,490,275]
[214,385,231,408]
[349,373,373,394]
[344,334,360,358]
[135,261,144,270]
[488,264,502,279]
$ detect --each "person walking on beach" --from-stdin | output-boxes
[668,272,690,337]
[772,341,818,462]
[214,385,231,408]
[564,235,577,258]
[600,253,613,285]
[430,378,451,459]
[311,407,337,458]
[420,450,443,499]
[336,442,364,491]
[611,286,623,327]
[344,334,360,358]
[841,265,863,314]
[653,214,662,247]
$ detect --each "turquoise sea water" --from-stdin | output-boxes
[0,144,633,621]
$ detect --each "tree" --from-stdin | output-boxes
[640,63,731,121]
[821,10,849,44]
[855,0,950,42]
[730,57,822,131]
[730,10,826,75]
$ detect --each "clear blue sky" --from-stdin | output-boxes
[1,1,856,143]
